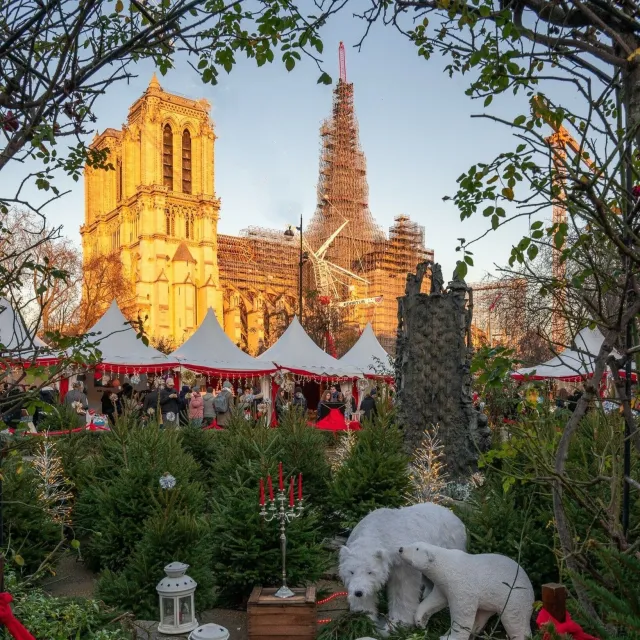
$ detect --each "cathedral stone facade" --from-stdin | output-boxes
[82,75,224,342]
[82,75,433,352]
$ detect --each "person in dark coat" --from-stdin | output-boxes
[360,388,378,422]
[316,390,332,422]
[275,389,288,424]
[160,379,180,427]
[101,389,120,425]
[292,387,307,414]
[143,385,160,417]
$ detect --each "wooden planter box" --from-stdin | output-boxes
[248,586,317,640]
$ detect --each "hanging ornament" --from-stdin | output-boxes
[130,371,141,385]
[357,378,368,392]
[273,371,284,387]
[101,373,111,387]
[165,412,176,422]
[123,373,130,383]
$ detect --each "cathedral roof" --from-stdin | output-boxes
[148,72,162,91]
[172,243,196,263]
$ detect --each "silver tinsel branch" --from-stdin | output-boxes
[330,429,357,472]
[31,440,75,525]
[406,425,449,505]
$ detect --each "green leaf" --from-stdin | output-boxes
[502,187,514,201]
[531,220,543,229]
[513,115,526,126]
[455,260,468,279]
[491,214,499,230]
[516,143,526,153]
[115,0,123,12]
[527,244,538,260]
[285,57,295,72]
[464,255,474,266]
[71,539,81,549]
[14,554,24,567]
[317,72,332,85]
[484,95,493,107]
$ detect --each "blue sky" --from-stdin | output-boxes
[5,13,538,280]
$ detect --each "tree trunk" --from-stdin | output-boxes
[395,262,478,477]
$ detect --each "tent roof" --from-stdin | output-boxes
[512,327,623,381]
[0,297,57,363]
[170,308,275,374]
[339,323,391,378]
[257,316,360,378]
[86,301,175,371]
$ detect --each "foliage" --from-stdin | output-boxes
[203,409,331,604]
[330,404,410,532]
[573,545,640,638]
[97,490,214,618]
[3,451,63,575]
[460,470,559,594]
[0,574,129,640]
[316,612,379,640]
[75,419,204,573]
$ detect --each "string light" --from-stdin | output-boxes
[316,591,347,605]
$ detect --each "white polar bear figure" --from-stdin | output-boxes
[339,503,467,627]
[398,542,534,640]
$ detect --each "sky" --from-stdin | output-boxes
[4,11,539,281]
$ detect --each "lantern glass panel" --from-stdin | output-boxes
[162,597,175,625]
[179,596,193,624]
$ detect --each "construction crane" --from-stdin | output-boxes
[335,295,383,308]
[533,95,598,347]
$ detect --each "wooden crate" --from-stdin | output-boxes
[247,586,317,640]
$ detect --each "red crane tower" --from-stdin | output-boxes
[338,41,347,82]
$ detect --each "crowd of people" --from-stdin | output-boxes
[0,375,384,431]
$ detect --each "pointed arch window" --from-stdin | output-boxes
[163,124,173,189]
[182,129,192,194]
[165,208,175,237]
[185,212,195,240]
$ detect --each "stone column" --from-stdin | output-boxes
[395,262,478,477]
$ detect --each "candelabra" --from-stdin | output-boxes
[259,466,304,598]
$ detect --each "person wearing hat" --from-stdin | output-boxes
[360,387,378,422]
[214,381,235,427]
[64,381,89,412]
[292,386,307,414]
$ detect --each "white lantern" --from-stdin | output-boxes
[156,561,198,635]
[189,623,230,640]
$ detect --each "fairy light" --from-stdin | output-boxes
[316,591,347,605]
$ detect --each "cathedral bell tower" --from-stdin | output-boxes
[82,74,223,342]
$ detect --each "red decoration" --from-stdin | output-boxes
[318,295,331,305]
[633,184,640,199]
[537,608,599,640]
[2,112,19,133]
[267,475,274,501]
[278,462,283,491]
[298,473,303,501]
[0,593,35,640]
[259,478,265,506]
[289,476,294,507]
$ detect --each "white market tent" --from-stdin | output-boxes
[0,297,57,365]
[339,323,392,379]
[512,326,625,382]
[257,316,360,379]
[169,307,275,375]
[84,300,176,373]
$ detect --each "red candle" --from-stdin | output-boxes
[278,462,283,491]
[259,478,265,506]
[298,473,303,501]
[289,476,294,507]
[267,475,274,501]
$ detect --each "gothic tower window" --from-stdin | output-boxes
[182,129,192,194]
[163,124,173,189]
[165,208,175,237]
[185,212,194,240]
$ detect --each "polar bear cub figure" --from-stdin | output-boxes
[339,503,467,627]
[399,542,534,640]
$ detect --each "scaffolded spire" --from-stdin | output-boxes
[307,43,385,284]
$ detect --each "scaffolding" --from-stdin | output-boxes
[469,279,527,348]
[217,49,434,355]
[306,77,386,288]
